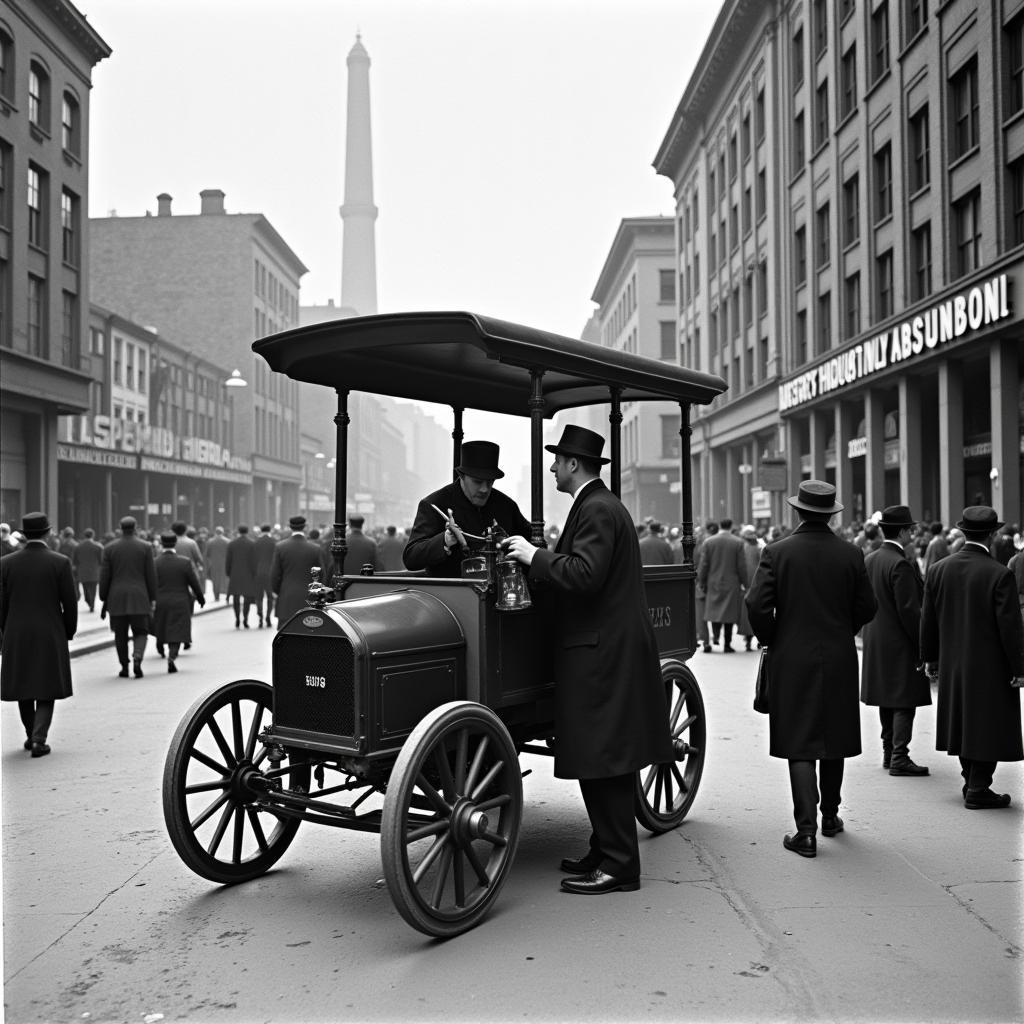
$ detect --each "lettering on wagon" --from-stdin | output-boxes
[649,605,673,628]
[305,675,326,688]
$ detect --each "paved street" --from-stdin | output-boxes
[3,606,1022,1024]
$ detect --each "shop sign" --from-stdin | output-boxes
[847,436,868,459]
[139,454,251,485]
[884,439,900,468]
[57,443,137,469]
[779,273,1011,412]
[963,442,992,458]
[758,458,788,491]
[751,488,771,518]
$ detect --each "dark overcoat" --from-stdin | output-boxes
[225,534,258,597]
[253,534,276,596]
[205,533,229,595]
[638,534,674,565]
[270,534,324,624]
[99,535,157,617]
[72,538,104,583]
[861,542,931,708]
[745,520,877,760]
[1,543,77,701]
[698,530,748,622]
[920,545,1024,762]
[404,481,532,578]
[527,479,673,780]
[343,529,383,574]
[736,540,763,636]
[379,535,407,571]
[154,551,205,643]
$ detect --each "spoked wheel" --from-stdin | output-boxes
[381,701,523,938]
[163,679,310,884]
[635,659,707,833]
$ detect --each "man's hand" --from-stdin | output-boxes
[502,535,537,567]
[925,661,939,683]
[444,510,468,554]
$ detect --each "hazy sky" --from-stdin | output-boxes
[80,0,721,487]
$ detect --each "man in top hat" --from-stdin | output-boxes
[343,514,383,575]
[154,530,206,672]
[404,441,532,578]
[921,506,1024,809]
[270,515,326,627]
[860,506,932,777]
[253,524,277,628]
[745,481,877,859]
[0,513,77,757]
[100,516,158,678]
[503,425,673,895]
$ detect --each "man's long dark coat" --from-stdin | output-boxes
[271,535,324,624]
[527,479,672,780]
[99,534,157,616]
[920,546,1024,762]
[154,550,205,643]
[226,534,258,597]
[1,543,77,701]
[861,542,931,708]
[745,520,877,760]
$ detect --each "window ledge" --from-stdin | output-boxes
[0,95,14,117]
[1003,107,1024,131]
[29,122,51,144]
[899,24,929,60]
[947,145,980,171]
[865,67,892,101]
[908,183,931,202]
[873,212,894,230]
[62,148,82,170]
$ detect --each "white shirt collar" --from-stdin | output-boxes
[882,539,906,551]
[964,541,991,554]
[572,477,601,501]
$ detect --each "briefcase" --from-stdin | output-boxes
[753,647,770,714]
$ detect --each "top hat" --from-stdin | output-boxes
[21,512,51,538]
[878,505,916,528]
[956,505,1004,532]
[160,530,178,547]
[787,479,844,515]
[288,515,307,530]
[119,515,137,531]
[457,441,505,481]
[544,425,611,465]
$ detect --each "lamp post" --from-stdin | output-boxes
[223,369,248,525]
[738,462,753,523]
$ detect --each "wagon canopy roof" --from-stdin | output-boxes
[252,311,727,417]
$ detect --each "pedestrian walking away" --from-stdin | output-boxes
[736,525,763,651]
[154,531,206,672]
[343,515,383,574]
[378,524,406,571]
[698,517,749,652]
[745,481,877,859]
[638,521,674,565]
[0,512,77,757]
[205,525,230,602]
[99,515,157,678]
[921,505,1024,809]
[72,527,104,612]
[861,505,932,777]
[253,523,276,627]
[504,424,673,895]
[57,527,80,602]
[226,524,258,628]
[270,515,327,626]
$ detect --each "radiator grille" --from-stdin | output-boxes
[273,634,356,737]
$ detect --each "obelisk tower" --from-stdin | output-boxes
[340,34,378,315]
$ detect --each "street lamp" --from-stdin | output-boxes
[222,370,248,525]
[224,369,247,388]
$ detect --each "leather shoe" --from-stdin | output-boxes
[722,644,735,653]
[560,869,640,895]
[702,643,713,653]
[560,851,602,874]
[118,666,129,678]
[783,833,816,858]
[964,788,1011,809]
[821,815,844,836]
[156,644,165,658]
[882,753,891,769]
[133,660,144,679]
[31,742,51,758]
[168,661,178,674]
[23,738,33,751]
[889,760,929,776]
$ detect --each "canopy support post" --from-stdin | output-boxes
[451,406,464,481]
[529,371,546,545]
[330,388,350,591]
[608,387,622,499]
[679,402,694,567]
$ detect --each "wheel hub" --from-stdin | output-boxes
[450,797,489,846]
[672,737,690,760]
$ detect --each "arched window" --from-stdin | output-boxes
[61,91,80,155]
[0,27,13,101]
[28,59,49,131]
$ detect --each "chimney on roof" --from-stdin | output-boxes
[200,189,226,215]
[157,193,173,216]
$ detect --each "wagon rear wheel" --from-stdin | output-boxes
[635,660,706,833]
[163,679,310,884]
[381,701,522,938]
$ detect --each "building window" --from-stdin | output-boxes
[729,134,738,180]
[1009,13,1024,116]
[61,291,77,368]
[953,188,981,277]
[693,188,699,231]
[909,106,930,193]
[874,144,892,223]
[817,290,832,352]
[27,164,45,249]
[907,0,927,38]
[126,343,135,390]
[709,231,717,268]
[0,29,12,101]
[842,174,859,246]
[795,226,807,285]
[758,262,768,318]
[871,2,890,83]
[0,139,9,230]
[792,27,804,90]
[793,110,806,169]
[876,250,894,320]
[816,202,830,268]
[744,274,754,325]
[694,253,700,293]
[730,203,739,250]
[661,415,681,460]
[756,168,766,219]
[755,87,765,140]
[813,0,827,58]
[61,188,78,265]
[1011,159,1024,247]
[113,336,122,384]
[708,169,716,214]
[840,45,857,119]
[659,320,675,360]
[950,57,979,159]
[796,309,808,364]
[90,325,104,355]
[719,153,726,197]
[742,113,751,162]
[61,93,80,155]
[742,186,751,234]
[840,0,855,20]
[844,272,860,338]
[27,274,44,356]
[814,80,829,148]
[911,222,932,301]
[658,268,675,302]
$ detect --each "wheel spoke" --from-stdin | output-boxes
[231,700,245,763]
[206,800,234,857]
[453,848,466,907]
[429,845,453,909]
[244,701,265,761]
[463,735,490,797]
[412,834,449,883]
[248,808,269,854]
[189,790,231,830]
[406,819,447,843]
[205,716,237,770]
[463,843,491,887]
[475,793,511,813]
[480,829,508,847]
[469,759,503,802]
[454,728,469,793]
[232,804,244,863]
[653,764,664,812]
[663,765,674,811]
[434,745,457,803]
[252,746,269,770]
[669,691,685,731]
[642,765,657,796]
[189,747,230,776]
[415,773,452,815]
[675,713,697,736]
[185,778,230,795]
[671,763,687,793]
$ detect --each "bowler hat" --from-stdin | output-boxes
[786,479,844,515]
[160,530,178,547]
[119,515,137,531]
[877,505,916,528]
[544,425,611,465]
[21,512,51,538]
[457,441,505,481]
[348,515,365,528]
[956,505,1004,532]
[288,515,307,530]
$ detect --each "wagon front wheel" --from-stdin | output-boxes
[635,660,707,833]
[381,701,523,938]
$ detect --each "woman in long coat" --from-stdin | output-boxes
[154,532,205,672]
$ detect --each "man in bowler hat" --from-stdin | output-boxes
[404,441,532,578]
[0,513,78,756]
[100,516,158,678]
[745,481,877,858]
[861,505,932,776]
[921,506,1024,808]
[343,515,383,574]
[154,531,206,672]
[504,425,673,894]
[270,515,325,626]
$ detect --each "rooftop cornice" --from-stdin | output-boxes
[37,0,112,65]
[591,217,674,305]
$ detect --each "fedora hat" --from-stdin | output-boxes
[544,424,611,465]
[878,505,916,528]
[786,479,844,515]
[955,505,1004,532]
[21,512,51,538]
[457,441,505,481]
[288,514,307,530]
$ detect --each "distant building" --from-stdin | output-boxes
[0,0,111,523]
[89,189,308,526]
